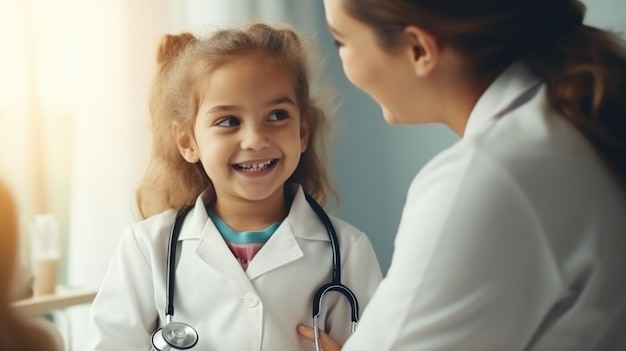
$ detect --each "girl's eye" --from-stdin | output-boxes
[333,39,343,48]
[268,110,289,121]
[216,117,240,127]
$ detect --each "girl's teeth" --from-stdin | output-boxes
[238,160,273,172]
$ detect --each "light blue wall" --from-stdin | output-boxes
[583,0,626,33]
[306,0,625,273]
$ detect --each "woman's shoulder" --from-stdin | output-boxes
[418,94,597,194]
[406,127,545,223]
[467,83,598,174]
[406,97,622,235]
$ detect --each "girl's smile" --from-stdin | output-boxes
[232,158,279,176]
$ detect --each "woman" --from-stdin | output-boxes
[298,0,626,350]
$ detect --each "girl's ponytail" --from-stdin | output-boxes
[156,33,196,72]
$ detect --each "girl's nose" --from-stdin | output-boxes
[240,126,270,151]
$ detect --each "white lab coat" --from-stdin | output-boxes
[88,187,382,351]
[343,62,626,351]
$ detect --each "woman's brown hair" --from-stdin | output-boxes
[136,23,335,219]
[342,0,626,188]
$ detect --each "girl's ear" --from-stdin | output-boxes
[299,117,309,153]
[172,121,200,163]
[403,25,440,77]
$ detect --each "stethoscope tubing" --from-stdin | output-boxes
[166,205,193,318]
[304,194,342,284]
[154,193,359,351]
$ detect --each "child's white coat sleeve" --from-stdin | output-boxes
[88,227,158,351]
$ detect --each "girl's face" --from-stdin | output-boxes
[182,54,307,208]
[322,0,425,125]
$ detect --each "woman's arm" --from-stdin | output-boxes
[340,149,562,351]
[300,147,563,350]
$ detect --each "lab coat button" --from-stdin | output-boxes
[244,292,259,307]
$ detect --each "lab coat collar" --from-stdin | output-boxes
[464,60,543,138]
[177,186,330,281]
[174,194,254,288]
[176,194,210,240]
[285,186,331,242]
[177,186,329,241]
[245,187,331,279]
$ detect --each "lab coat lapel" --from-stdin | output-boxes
[196,228,252,282]
[245,188,328,280]
[188,205,256,292]
[184,187,327,283]
[245,222,303,280]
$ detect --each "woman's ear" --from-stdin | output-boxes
[403,26,440,77]
[171,121,200,163]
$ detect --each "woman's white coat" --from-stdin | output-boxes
[342,62,626,351]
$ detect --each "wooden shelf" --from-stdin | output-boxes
[12,286,98,318]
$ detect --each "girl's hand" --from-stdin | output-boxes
[297,324,342,351]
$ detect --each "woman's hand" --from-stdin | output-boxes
[297,324,342,351]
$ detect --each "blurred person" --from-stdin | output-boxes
[0,181,63,351]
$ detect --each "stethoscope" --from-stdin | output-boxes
[151,193,360,351]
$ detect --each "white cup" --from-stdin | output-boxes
[31,214,60,296]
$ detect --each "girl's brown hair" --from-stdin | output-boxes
[342,0,626,188]
[136,23,335,219]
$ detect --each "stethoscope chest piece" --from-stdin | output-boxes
[151,322,198,350]
[154,194,357,351]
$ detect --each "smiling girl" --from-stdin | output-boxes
[88,23,382,351]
